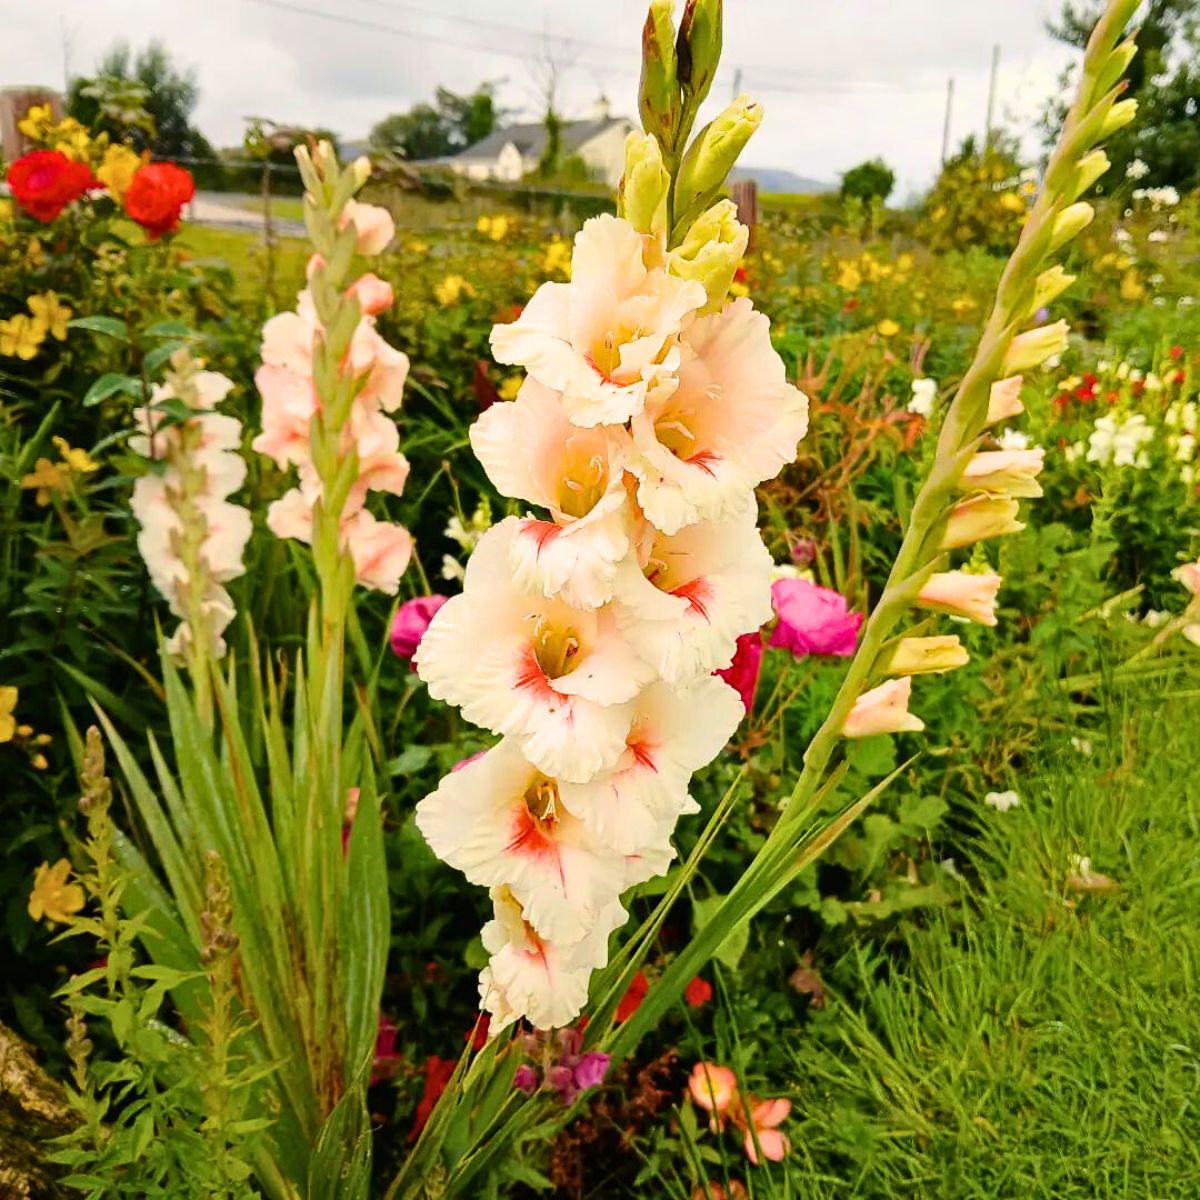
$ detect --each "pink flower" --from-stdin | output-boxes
[688,1062,738,1130]
[370,1015,402,1085]
[717,632,764,714]
[842,677,924,739]
[513,1064,540,1094]
[391,595,449,661]
[349,271,395,315]
[768,578,862,658]
[916,571,1002,626]
[741,1097,791,1165]
[987,375,1025,424]
[1176,561,1200,598]
[339,199,395,255]
[341,510,413,595]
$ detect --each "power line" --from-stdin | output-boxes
[245,0,938,97]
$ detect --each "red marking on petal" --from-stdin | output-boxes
[671,577,714,621]
[686,449,721,477]
[506,801,567,890]
[521,519,561,559]
[514,645,557,700]
[629,740,659,772]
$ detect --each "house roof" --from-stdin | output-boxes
[449,116,631,163]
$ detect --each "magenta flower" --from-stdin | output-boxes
[571,1051,611,1092]
[768,579,861,658]
[513,1064,540,1095]
[390,594,449,661]
[717,631,764,714]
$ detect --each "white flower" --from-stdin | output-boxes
[908,377,937,417]
[415,518,656,782]
[984,789,1020,812]
[627,297,808,535]
[995,427,1030,451]
[1087,414,1153,467]
[490,213,706,428]
[612,505,774,686]
[1143,609,1170,628]
[1125,159,1149,180]
[1147,229,1169,243]
[1070,736,1093,756]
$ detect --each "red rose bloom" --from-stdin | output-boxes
[7,150,96,223]
[685,976,714,1007]
[124,162,195,239]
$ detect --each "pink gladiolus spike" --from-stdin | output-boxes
[842,678,924,739]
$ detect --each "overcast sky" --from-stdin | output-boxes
[3,0,1078,196]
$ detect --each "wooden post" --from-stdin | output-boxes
[0,88,64,161]
[730,178,759,248]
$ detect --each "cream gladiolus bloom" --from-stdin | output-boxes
[490,213,706,428]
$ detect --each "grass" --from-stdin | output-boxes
[783,674,1200,1198]
[175,223,309,305]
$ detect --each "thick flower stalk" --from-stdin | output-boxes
[413,53,808,1031]
[130,350,251,685]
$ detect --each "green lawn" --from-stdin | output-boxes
[785,676,1200,1198]
[176,224,309,305]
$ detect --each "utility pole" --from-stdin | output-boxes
[985,43,1000,146]
[941,77,955,165]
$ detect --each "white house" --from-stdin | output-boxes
[431,102,635,187]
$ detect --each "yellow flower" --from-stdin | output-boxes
[0,686,16,743]
[53,436,99,474]
[876,318,901,338]
[20,458,67,505]
[28,859,85,925]
[835,260,862,292]
[406,238,430,256]
[896,252,915,274]
[476,214,512,241]
[498,374,523,401]
[951,296,977,315]
[26,238,45,268]
[541,238,572,279]
[728,280,750,299]
[0,313,47,360]
[27,292,72,341]
[999,191,1026,214]
[434,274,474,307]
[95,144,142,202]
[1119,270,1146,302]
[18,104,54,139]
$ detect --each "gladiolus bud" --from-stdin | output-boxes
[843,678,924,739]
[350,156,372,188]
[882,635,969,676]
[1069,149,1110,199]
[986,376,1024,425]
[1003,321,1070,374]
[1174,561,1200,599]
[960,448,1045,498]
[1099,98,1137,138]
[677,0,723,110]
[640,1,681,150]
[1049,202,1094,252]
[667,199,748,311]
[1029,265,1076,315]
[673,95,762,227]
[941,495,1024,550]
[621,131,671,236]
[1095,39,1137,98]
[916,571,1002,626]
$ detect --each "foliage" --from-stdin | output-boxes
[838,157,895,204]
[369,85,500,161]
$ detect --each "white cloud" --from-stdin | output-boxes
[8,0,1078,194]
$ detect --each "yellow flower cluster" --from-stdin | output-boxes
[29,858,84,925]
[833,250,914,293]
[434,274,475,307]
[20,436,99,505]
[0,686,52,770]
[18,105,94,163]
[476,214,513,241]
[0,291,73,359]
[541,237,572,280]
[95,143,143,201]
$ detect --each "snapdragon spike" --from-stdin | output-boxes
[416,200,808,1032]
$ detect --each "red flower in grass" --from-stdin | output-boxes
[410,1055,456,1139]
[370,1015,403,1086]
[8,150,96,223]
[614,970,649,1022]
[124,162,195,238]
[685,976,714,1007]
[1170,344,1185,361]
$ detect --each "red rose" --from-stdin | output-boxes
[124,162,195,238]
[7,150,96,223]
[685,976,714,1007]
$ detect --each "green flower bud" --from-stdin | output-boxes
[620,131,671,236]
[1094,38,1137,99]
[667,199,748,311]
[882,635,970,677]
[1029,264,1076,314]
[673,94,762,232]
[1049,201,1094,252]
[677,0,723,111]
[1099,97,1137,138]
[1002,320,1070,374]
[1069,149,1110,200]
[640,1,681,151]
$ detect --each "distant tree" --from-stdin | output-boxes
[369,85,499,160]
[68,41,217,170]
[840,157,896,204]
[1043,0,1200,192]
